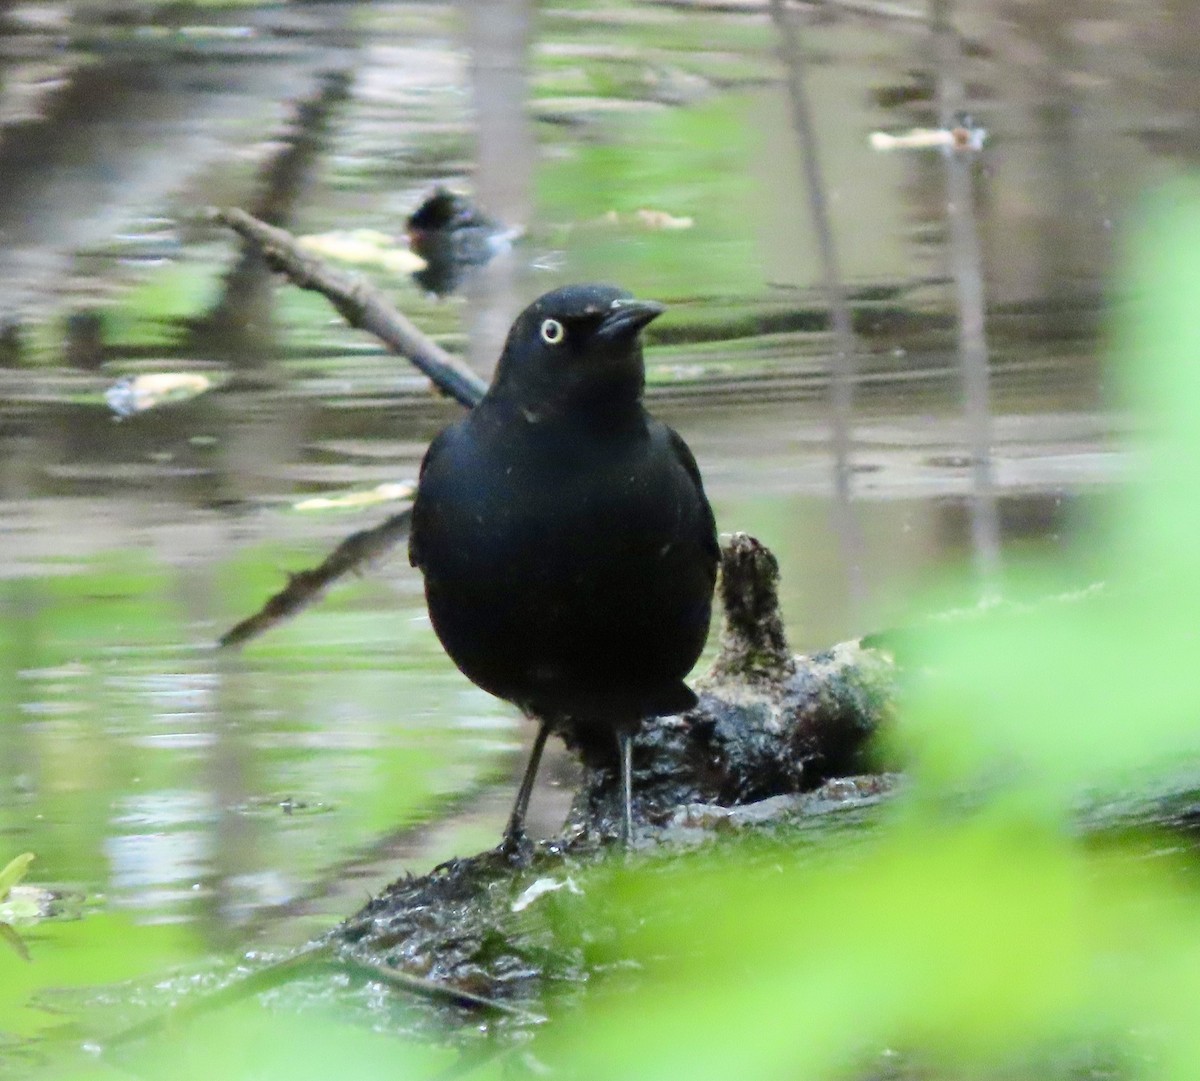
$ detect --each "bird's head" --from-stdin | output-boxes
[490,284,664,417]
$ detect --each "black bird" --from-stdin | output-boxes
[409,283,718,853]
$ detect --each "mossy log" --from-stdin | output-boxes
[328,532,898,1013]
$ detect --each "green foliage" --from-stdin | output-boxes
[0,914,195,1041]
[899,180,1200,802]
[533,179,1200,1080]
[112,1005,454,1081]
[542,816,1200,1080]
[0,854,33,902]
[0,853,35,962]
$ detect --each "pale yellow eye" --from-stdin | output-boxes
[540,318,565,345]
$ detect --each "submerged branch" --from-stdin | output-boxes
[105,942,334,1049]
[209,208,486,648]
[335,953,540,1020]
[219,505,413,648]
[103,934,529,1054]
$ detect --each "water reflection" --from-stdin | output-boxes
[0,5,363,323]
[459,0,537,371]
[930,0,1001,589]
[193,69,354,367]
[405,187,521,298]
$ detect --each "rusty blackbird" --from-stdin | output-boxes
[409,283,718,853]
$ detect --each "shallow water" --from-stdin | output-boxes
[0,0,1168,1009]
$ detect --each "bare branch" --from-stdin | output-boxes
[218,507,413,648]
[208,207,487,409]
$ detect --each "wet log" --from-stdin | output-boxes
[106,532,898,1051]
[565,533,895,837]
[328,532,898,1012]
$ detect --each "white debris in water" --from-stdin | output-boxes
[869,125,987,153]
[511,876,582,913]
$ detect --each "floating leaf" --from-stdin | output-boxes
[635,208,694,230]
[105,372,213,417]
[511,875,582,913]
[297,229,426,273]
[595,208,694,230]
[293,482,414,513]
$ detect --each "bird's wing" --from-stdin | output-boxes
[408,425,454,570]
[666,425,721,573]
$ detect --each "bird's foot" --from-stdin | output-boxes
[499,827,535,866]
[612,821,638,853]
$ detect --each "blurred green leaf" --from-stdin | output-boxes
[543,813,1200,1081]
[0,913,196,1039]
[532,178,1200,1081]
[0,854,33,901]
[111,1003,459,1081]
[0,922,29,963]
[894,179,1200,805]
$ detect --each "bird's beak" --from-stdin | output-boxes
[595,298,665,344]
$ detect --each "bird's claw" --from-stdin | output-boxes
[499,828,534,866]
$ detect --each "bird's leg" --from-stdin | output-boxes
[616,728,633,847]
[500,717,552,862]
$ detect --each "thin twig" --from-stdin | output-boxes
[929,0,1001,589]
[219,506,413,648]
[104,941,334,1048]
[102,938,535,1052]
[768,0,867,617]
[336,952,543,1021]
[208,207,487,409]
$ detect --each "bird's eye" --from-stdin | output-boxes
[540,318,565,345]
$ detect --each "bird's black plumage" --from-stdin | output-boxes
[409,284,718,850]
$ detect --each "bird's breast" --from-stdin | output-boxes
[419,408,695,587]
